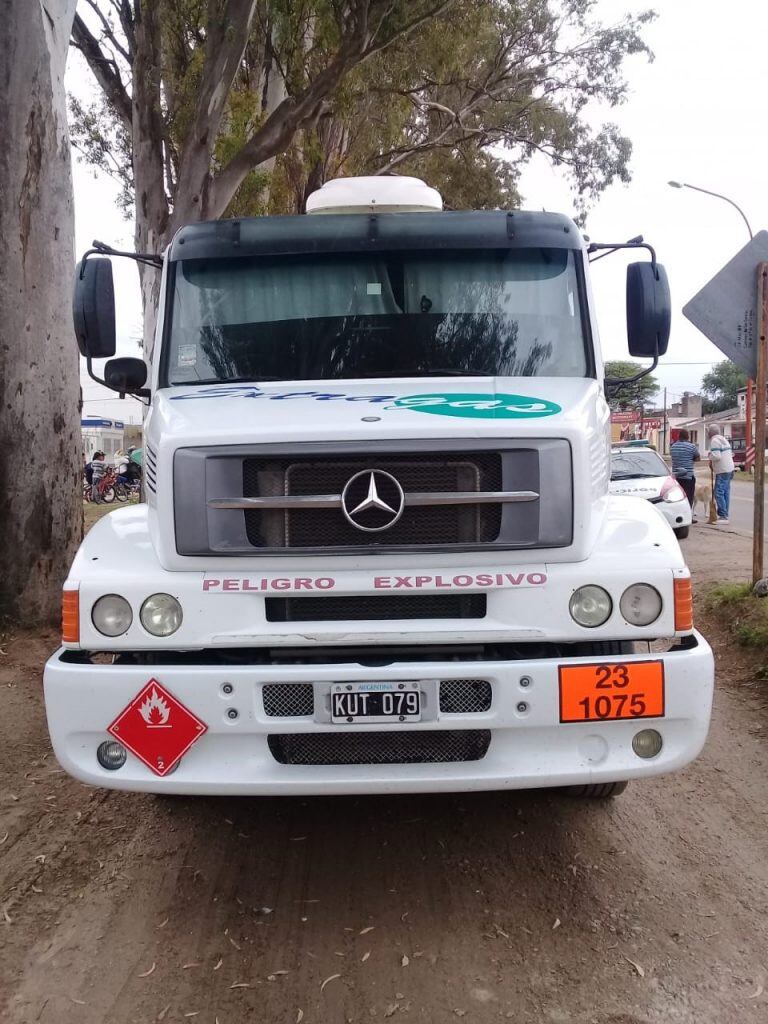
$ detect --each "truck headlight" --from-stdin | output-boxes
[140,593,183,636]
[620,584,662,626]
[92,594,132,636]
[569,585,612,627]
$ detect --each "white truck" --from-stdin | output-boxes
[45,176,714,798]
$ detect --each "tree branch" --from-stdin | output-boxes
[83,0,131,62]
[71,12,132,126]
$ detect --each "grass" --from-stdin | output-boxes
[83,498,138,534]
[705,581,768,646]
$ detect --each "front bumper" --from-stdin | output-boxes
[44,633,714,795]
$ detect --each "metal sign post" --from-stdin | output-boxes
[753,264,768,584]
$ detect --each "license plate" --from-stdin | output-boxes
[331,682,421,724]
[558,661,665,723]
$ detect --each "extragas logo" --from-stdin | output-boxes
[169,384,561,418]
[390,392,562,419]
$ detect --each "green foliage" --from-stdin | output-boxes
[604,360,659,412]
[701,360,747,414]
[69,0,655,224]
[705,582,768,647]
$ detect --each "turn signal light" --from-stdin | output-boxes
[673,577,693,632]
[62,589,80,643]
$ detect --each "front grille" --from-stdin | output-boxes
[439,679,492,714]
[243,452,502,549]
[268,730,491,765]
[262,683,315,717]
[266,594,486,622]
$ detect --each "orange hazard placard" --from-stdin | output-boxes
[558,661,665,723]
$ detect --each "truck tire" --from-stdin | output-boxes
[674,525,690,539]
[563,780,629,799]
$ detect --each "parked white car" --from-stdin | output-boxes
[610,445,692,539]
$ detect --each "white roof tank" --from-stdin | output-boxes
[306,175,443,215]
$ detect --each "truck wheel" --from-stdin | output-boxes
[563,780,629,799]
[674,525,690,539]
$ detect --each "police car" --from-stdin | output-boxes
[610,442,692,539]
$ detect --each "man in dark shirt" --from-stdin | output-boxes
[670,429,699,519]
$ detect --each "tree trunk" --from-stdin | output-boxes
[0,0,80,622]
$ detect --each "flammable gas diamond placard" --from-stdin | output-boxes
[107,679,207,776]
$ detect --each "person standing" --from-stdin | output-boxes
[707,423,735,524]
[670,429,699,520]
[90,451,106,504]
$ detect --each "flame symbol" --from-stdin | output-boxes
[139,687,171,726]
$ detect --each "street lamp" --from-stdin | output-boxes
[667,180,753,239]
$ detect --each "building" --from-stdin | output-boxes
[81,417,124,462]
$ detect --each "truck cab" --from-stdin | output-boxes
[45,176,713,797]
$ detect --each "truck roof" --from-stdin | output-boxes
[167,210,583,262]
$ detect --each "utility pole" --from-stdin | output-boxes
[662,387,668,454]
[753,263,768,584]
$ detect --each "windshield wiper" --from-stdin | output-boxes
[353,368,494,378]
[173,376,285,386]
[611,473,654,480]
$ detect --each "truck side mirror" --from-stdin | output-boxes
[626,261,671,358]
[104,357,148,395]
[73,257,116,359]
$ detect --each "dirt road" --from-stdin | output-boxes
[2,529,768,1024]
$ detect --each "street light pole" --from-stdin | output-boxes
[668,179,756,472]
[668,181,753,240]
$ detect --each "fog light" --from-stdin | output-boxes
[140,593,183,636]
[92,594,132,637]
[632,729,662,759]
[620,584,662,626]
[97,740,127,770]
[569,585,612,628]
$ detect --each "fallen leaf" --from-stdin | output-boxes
[70,998,86,1005]
[2,908,12,925]
[361,951,371,963]
[230,982,250,989]
[749,983,764,999]
[35,854,46,864]
[157,917,169,929]
[183,1014,199,1018]
[296,1012,304,1023]
[182,963,201,970]
[260,907,273,915]
[384,1004,400,1018]
[493,923,510,939]
[401,955,409,967]
[360,926,375,935]
[290,836,307,841]
[213,958,223,971]
[138,963,157,978]
[228,936,241,950]
[0,833,8,845]
[272,970,290,976]
[321,973,341,992]
[454,1010,466,1017]
[31,886,43,894]
[623,955,645,978]
[157,1004,171,1020]
[552,918,561,930]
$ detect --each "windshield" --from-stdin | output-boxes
[611,450,669,480]
[165,248,588,385]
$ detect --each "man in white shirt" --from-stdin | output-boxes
[707,423,735,523]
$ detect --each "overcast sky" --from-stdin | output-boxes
[68,0,768,423]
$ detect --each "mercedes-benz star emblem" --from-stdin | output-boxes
[341,470,405,532]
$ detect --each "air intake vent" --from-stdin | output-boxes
[439,679,492,714]
[145,444,158,493]
[265,594,486,622]
[262,683,315,717]
[268,730,491,765]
